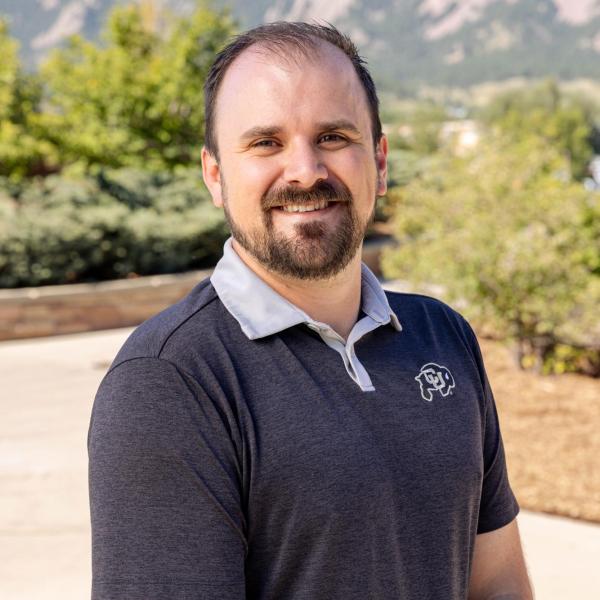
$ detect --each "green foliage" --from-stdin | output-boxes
[0,168,228,287]
[0,0,238,180]
[38,0,234,172]
[0,2,235,179]
[382,135,600,375]
[386,149,423,189]
[480,80,596,180]
[0,19,18,115]
[386,102,448,155]
[408,104,448,155]
[0,19,56,179]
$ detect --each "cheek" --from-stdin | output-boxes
[222,159,280,208]
[333,150,377,196]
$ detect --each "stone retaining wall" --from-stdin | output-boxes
[0,270,212,341]
[0,239,390,341]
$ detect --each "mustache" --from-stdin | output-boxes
[261,180,352,210]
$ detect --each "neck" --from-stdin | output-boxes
[231,239,363,341]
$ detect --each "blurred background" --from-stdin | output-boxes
[0,1,599,598]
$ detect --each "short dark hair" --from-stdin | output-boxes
[203,21,382,160]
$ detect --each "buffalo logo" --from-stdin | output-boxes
[414,363,455,402]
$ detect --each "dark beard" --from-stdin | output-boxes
[223,180,373,280]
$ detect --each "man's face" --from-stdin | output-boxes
[202,41,388,280]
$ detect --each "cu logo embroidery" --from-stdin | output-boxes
[415,363,455,402]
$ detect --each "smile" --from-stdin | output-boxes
[275,200,340,213]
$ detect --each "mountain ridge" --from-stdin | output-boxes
[1,0,599,91]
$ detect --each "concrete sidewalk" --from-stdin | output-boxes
[1,327,599,599]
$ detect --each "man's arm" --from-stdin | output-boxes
[88,357,247,600]
[468,518,533,600]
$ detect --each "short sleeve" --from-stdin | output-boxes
[88,357,247,600]
[460,320,520,534]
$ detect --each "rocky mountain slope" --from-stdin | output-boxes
[1,0,599,90]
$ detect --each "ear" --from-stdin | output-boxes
[375,134,388,196]
[201,146,224,208]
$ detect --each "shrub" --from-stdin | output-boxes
[0,169,228,287]
[382,136,600,375]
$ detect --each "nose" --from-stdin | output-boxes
[282,140,328,188]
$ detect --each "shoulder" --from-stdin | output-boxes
[385,290,473,335]
[107,276,230,374]
[384,290,483,370]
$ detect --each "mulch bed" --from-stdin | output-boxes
[478,336,600,523]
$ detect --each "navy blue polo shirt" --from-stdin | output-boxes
[88,243,519,600]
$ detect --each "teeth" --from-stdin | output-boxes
[281,200,329,213]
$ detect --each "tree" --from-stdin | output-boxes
[480,80,597,180]
[39,0,235,172]
[0,19,56,179]
[387,102,448,155]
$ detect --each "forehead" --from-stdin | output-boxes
[213,41,371,144]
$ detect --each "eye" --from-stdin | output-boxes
[318,133,348,146]
[252,139,279,148]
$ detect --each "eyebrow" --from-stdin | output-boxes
[239,119,362,142]
[316,119,361,136]
[239,126,283,142]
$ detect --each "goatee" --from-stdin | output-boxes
[223,179,373,280]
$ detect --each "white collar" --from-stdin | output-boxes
[211,238,402,340]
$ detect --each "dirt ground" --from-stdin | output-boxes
[478,336,600,523]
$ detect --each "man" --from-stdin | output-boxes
[88,22,533,600]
